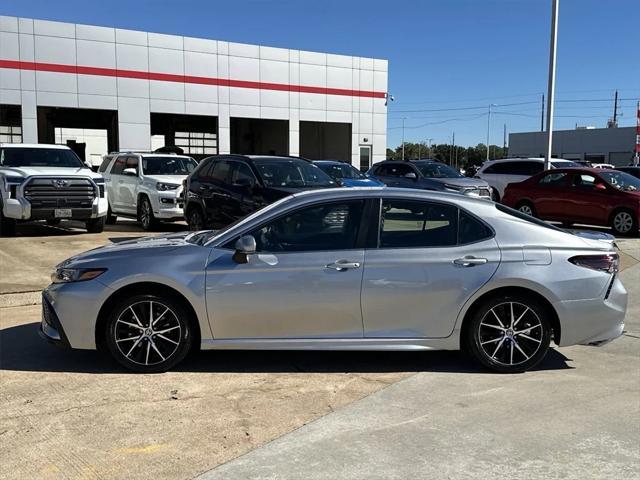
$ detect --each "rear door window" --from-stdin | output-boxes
[379,200,458,248]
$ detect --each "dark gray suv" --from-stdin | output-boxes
[367,160,492,199]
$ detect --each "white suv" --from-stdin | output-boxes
[476,157,580,202]
[100,152,197,230]
[0,143,108,236]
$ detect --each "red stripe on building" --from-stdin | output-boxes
[0,59,386,99]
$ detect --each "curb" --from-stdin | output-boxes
[0,291,41,309]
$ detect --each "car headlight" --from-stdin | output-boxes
[156,182,180,191]
[3,176,25,187]
[51,267,107,283]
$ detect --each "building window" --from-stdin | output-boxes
[0,125,22,143]
[174,131,217,156]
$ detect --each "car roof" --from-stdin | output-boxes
[312,160,351,165]
[0,143,71,150]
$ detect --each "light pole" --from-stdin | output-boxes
[427,138,433,158]
[486,103,497,161]
[544,0,559,170]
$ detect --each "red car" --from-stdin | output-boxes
[503,168,640,236]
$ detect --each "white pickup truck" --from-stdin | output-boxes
[0,143,108,236]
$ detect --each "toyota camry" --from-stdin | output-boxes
[40,188,627,373]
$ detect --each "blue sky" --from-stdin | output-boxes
[3,0,639,148]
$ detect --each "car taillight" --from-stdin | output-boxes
[569,253,619,274]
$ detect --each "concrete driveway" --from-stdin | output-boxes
[1,223,638,480]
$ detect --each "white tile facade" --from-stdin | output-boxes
[0,16,388,165]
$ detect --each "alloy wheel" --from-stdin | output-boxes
[477,301,544,367]
[518,204,534,217]
[613,211,633,234]
[140,199,152,229]
[114,300,182,366]
[189,209,204,231]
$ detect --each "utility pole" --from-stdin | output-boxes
[612,89,618,126]
[544,0,559,171]
[401,117,406,161]
[503,124,507,157]
[540,94,545,132]
[486,104,496,161]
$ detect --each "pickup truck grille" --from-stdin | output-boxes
[24,178,95,209]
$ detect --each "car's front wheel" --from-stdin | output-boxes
[138,196,158,231]
[465,295,552,373]
[516,201,536,218]
[85,216,105,233]
[187,205,205,231]
[105,294,193,373]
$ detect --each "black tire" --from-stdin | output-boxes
[465,294,552,373]
[515,201,536,218]
[610,209,638,237]
[0,209,16,237]
[491,189,500,203]
[46,218,62,226]
[187,205,205,231]
[86,216,106,233]
[105,205,117,225]
[104,294,193,373]
[138,196,158,231]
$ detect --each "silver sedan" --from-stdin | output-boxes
[40,188,627,373]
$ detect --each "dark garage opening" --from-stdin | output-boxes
[0,105,22,143]
[37,106,119,161]
[150,113,218,161]
[300,121,352,162]
[231,118,289,156]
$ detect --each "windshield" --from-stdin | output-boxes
[551,161,580,168]
[415,163,463,178]
[599,171,640,192]
[142,156,198,176]
[253,159,336,188]
[316,162,366,180]
[0,148,84,168]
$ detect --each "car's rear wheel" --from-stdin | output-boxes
[516,201,536,218]
[105,205,117,225]
[138,196,158,231]
[0,209,16,237]
[104,294,193,373]
[85,217,105,233]
[187,205,205,231]
[465,295,552,373]
[610,209,637,236]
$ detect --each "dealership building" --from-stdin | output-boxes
[508,126,637,166]
[0,16,389,169]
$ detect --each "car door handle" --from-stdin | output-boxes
[325,260,361,271]
[453,256,488,267]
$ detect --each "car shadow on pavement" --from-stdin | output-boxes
[1,322,573,375]
[5,220,187,238]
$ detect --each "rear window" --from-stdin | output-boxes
[495,203,563,232]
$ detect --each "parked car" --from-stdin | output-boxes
[99,152,198,230]
[0,143,108,236]
[575,160,594,168]
[476,158,580,202]
[616,166,640,179]
[183,155,337,230]
[502,168,640,236]
[367,160,491,199]
[41,187,627,373]
[592,163,616,170]
[313,160,385,187]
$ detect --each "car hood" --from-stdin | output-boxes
[341,178,385,187]
[1,166,102,180]
[425,177,490,188]
[59,231,197,267]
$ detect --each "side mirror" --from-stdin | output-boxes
[123,168,137,176]
[232,235,257,264]
[404,172,417,179]
[594,183,607,191]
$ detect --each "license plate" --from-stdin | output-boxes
[54,208,72,218]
